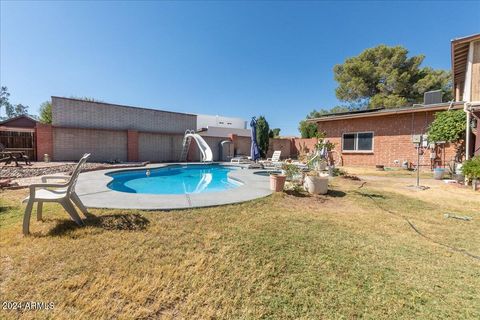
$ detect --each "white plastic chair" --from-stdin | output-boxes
[22,153,91,235]
[260,150,281,163]
[259,150,282,169]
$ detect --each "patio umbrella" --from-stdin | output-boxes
[250,117,260,161]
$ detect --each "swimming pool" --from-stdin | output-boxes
[107,164,242,194]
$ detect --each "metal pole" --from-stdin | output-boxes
[417,145,420,187]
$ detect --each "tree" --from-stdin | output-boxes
[427,110,466,143]
[427,110,466,161]
[269,128,281,138]
[334,45,452,109]
[299,120,318,138]
[6,103,29,118]
[298,106,352,138]
[0,86,10,119]
[0,87,30,119]
[70,96,103,102]
[39,101,52,124]
[256,116,270,158]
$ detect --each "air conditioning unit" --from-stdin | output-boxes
[424,90,443,105]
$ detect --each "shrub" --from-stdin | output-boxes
[427,110,466,143]
[427,110,466,162]
[281,163,300,180]
[462,156,480,179]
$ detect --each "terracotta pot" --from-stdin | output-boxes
[270,174,286,192]
[304,175,328,195]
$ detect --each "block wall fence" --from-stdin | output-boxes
[35,124,202,162]
[34,123,458,167]
[35,125,312,163]
[34,97,467,166]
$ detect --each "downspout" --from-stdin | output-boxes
[463,42,474,160]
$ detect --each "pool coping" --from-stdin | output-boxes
[76,162,273,210]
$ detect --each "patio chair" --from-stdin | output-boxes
[259,150,282,168]
[22,153,91,235]
[261,150,281,163]
[230,155,252,164]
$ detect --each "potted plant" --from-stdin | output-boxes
[314,158,327,171]
[282,163,301,181]
[461,156,480,191]
[270,172,286,192]
[303,171,329,195]
[311,132,335,170]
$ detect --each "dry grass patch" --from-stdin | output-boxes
[342,166,444,179]
[0,177,479,319]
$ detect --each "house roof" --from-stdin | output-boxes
[0,115,38,127]
[307,102,464,123]
[451,33,480,87]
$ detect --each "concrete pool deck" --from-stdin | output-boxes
[76,163,273,210]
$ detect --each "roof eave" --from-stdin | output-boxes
[308,103,464,123]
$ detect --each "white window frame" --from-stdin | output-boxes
[342,131,374,153]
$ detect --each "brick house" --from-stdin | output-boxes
[308,103,463,168]
[451,34,480,159]
[0,115,38,160]
[308,33,480,168]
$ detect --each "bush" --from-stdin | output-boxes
[427,110,466,162]
[427,110,466,143]
[281,163,300,180]
[462,156,480,179]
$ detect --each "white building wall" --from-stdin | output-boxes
[197,114,247,130]
[198,126,251,138]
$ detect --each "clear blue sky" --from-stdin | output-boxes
[1,1,479,135]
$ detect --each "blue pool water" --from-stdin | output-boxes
[107,164,242,194]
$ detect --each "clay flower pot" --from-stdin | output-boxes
[270,174,286,192]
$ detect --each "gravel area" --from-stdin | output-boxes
[0,162,148,188]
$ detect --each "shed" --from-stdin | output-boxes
[0,115,38,160]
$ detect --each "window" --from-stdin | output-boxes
[342,132,373,152]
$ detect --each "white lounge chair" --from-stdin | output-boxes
[265,150,281,163]
[230,155,251,164]
[260,150,282,168]
[22,153,91,235]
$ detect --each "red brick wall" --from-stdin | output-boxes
[316,111,458,167]
[267,138,291,159]
[35,123,53,161]
[291,138,317,157]
[127,130,139,162]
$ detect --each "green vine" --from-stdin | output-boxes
[427,110,466,143]
[427,110,466,162]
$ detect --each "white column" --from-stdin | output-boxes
[466,109,471,160]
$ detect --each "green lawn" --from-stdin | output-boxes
[1,176,479,319]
